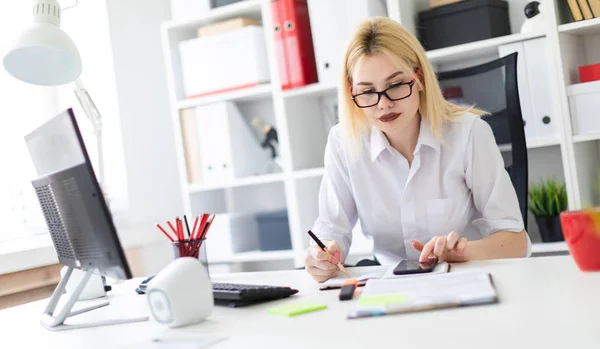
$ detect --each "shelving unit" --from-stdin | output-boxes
[160,0,591,270]
[176,84,272,109]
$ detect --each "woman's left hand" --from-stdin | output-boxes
[411,231,469,263]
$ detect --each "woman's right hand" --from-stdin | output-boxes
[305,240,343,282]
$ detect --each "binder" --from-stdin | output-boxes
[271,0,289,88]
[195,102,270,183]
[272,0,318,90]
[307,0,387,85]
[179,108,203,184]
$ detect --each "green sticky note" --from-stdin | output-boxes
[358,295,407,307]
[268,302,327,317]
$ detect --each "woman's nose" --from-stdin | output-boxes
[377,93,394,109]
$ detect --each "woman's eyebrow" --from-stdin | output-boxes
[355,71,405,86]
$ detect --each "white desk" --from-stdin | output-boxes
[1,256,599,349]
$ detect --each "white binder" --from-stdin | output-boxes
[307,0,387,85]
[195,102,270,183]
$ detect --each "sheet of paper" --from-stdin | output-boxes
[361,271,497,308]
[126,336,227,349]
[319,269,386,289]
[319,262,450,289]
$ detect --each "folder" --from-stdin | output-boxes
[271,0,318,90]
[179,108,202,184]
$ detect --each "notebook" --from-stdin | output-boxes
[319,262,450,290]
[347,271,498,319]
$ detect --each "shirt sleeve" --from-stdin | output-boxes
[311,127,358,261]
[464,118,530,256]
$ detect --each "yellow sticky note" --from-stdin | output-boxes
[358,295,407,307]
[268,302,327,317]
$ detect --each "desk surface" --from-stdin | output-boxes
[1,256,599,349]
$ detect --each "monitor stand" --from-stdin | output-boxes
[40,266,149,331]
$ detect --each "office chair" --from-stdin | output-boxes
[437,52,528,230]
[355,53,528,267]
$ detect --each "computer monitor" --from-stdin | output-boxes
[24,108,147,330]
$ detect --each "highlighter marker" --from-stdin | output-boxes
[339,279,358,301]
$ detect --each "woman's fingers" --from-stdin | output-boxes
[411,240,425,252]
[419,237,437,262]
[433,236,447,257]
[456,237,468,254]
[446,231,459,251]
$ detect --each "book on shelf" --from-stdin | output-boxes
[568,0,600,21]
[578,0,594,19]
[196,17,262,37]
[589,0,600,17]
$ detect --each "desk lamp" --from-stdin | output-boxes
[3,0,106,190]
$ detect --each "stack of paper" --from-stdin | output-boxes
[347,271,498,319]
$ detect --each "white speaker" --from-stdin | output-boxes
[146,257,214,328]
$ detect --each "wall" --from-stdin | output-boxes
[105,0,183,274]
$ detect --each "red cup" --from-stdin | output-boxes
[559,209,600,271]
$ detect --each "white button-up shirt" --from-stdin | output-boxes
[311,112,529,266]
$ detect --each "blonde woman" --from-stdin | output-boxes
[305,17,529,282]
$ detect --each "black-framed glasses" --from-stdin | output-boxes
[351,79,416,108]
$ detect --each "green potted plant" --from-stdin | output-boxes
[529,178,568,242]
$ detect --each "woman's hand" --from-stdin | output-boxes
[305,240,343,283]
[411,231,469,263]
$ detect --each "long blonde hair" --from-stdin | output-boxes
[338,17,485,156]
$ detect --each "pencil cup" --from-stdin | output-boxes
[171,238,209,274]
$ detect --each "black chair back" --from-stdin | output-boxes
[437,53,528,229]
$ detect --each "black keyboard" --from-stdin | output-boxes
[136,276,298,307]
[212,282,298,307]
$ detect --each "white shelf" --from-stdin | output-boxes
[189,172,285,193]
[292,167,325,179]
[531,241,569,254]
[559,18,600,36]
[163,0,264,31]
[209,249,294,264]
[176,84,272,109]
[282,82,337,99]
[427,32,546,66]
[573,133,600,143]
[498,138,561,152]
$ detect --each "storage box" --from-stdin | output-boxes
[418,0,511,50]
[179,26,270,98]
[429,0,462,8]
[579,63,600,83]
[256,210,292,251]
[567,80,600,136]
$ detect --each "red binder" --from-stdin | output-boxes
[271,0,318,90]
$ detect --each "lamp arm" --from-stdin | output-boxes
[74,78,105,193]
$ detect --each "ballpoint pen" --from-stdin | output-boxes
[307,230,351,277]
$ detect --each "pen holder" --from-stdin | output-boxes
[171,238,209,275]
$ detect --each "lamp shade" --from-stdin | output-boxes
[3,0,82,86]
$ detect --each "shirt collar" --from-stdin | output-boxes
[369,117,440,162]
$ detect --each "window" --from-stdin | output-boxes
[0,1,128,244]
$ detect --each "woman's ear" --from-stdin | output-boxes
[415,68,424,92]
